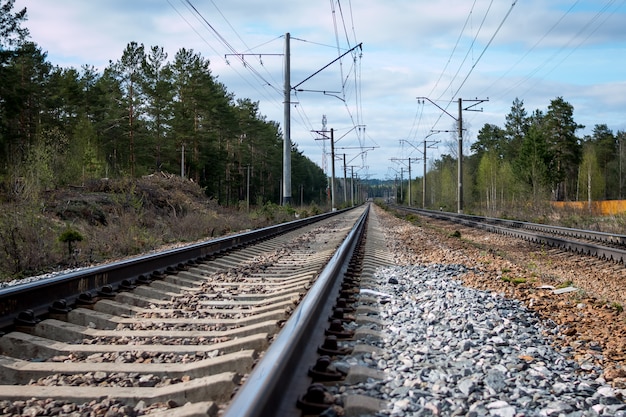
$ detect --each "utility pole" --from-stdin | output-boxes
[457,98,463,213]
[391,157,420,206]
[350,166,355,206]
[346,165,361,206]
[283,32,291,205]
[417,96,488,213]
[342,154,347,206]
[313,126,337,211]
[330,128,336,210]
[401,137,439,208]
[422,131,447,208]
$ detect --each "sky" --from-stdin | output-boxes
[13,0,626,180]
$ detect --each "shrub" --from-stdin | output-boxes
[59,227,84,260]
[0,204,60,279]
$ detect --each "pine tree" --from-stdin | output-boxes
[504,97,529,160]
[142,46,173,172]
[110,42,146,177]
[544,97,583,201]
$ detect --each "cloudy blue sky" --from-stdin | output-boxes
[15,0,626,180]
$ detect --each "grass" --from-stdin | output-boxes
[501,275,527,285]
[0,177,320,281]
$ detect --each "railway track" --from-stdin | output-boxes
[393,205,626,265]
[0,203,397,417]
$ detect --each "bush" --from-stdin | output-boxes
[59,227,84,260]
[0,204,61,279]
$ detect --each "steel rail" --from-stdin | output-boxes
[222,204,370,417]
[395,206,626,264]
[0,209,346,332]
[407,207,626,246]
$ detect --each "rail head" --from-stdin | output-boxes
[222,205,370,417]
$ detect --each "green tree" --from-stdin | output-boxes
[504,97,529,159]
[544,97,583,200]
[618,130,626,199]
[109,42,146,176]
[431,154,457,210]
[0,0,28,47]
[1,42,51,170]
[514,110,550,202]
[142,45,173,172]
[0,0,29,165]
[170,48,228,185]
[578,144,604,204]
[471,123,507,159]
[585,124,617,199]
[44,66,83,132]
[476,150,499,212]
[291,147,327,205]
[95,67,127,177]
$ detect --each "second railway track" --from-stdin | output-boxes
[0,204,397,416]
[392,205,626,265]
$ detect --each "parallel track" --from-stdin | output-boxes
[394,205,626,264]
[0,205,401,416]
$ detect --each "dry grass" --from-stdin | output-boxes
[0,175,310,281]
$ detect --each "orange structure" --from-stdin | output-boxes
[551,200,626,216]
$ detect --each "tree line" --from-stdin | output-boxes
[0,1,327,206]
[400,97,626,214]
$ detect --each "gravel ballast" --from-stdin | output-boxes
[342,263,626,416]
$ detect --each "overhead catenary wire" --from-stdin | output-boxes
[449,0,517,100]
[427,0,517,134]
[330,0,368,162]
[480,0,581,100]
[428,0,479,99]
[183,0,278,92]
[507,0,624,100]
[168,0,283,109]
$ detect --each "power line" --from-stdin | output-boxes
[428,1,517,134]
[169,0,282,108]
[514,0,623,99]
[450,0,517,100]
[183,0,276,90]
[428,0,478,98]
[170,0,368,172]
[480,0,581,99]
[435,0,493,102]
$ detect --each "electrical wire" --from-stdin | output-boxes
[480,0,580,100]
[427,0,517,134]
[435,0,494,102]
[450,0,517,100]
[169,0,283,113]
[428,0,478,99]
[170,0,368,173]
[207,0,285,91]
[183,0,278,92]
[512,0,623,100]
